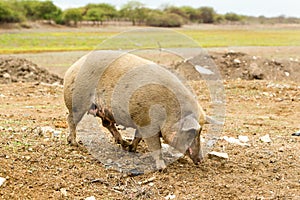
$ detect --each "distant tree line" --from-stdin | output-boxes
[0,0,299,27]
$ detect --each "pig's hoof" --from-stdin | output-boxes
[120,140,131,149]
[156,160,167,171]
[128,144,137,152]
[67,136,78,147]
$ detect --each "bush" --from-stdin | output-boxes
[63,8,83,26]
[198,7,216,23]
[224,12,243,22]
[146,12,183,27]
[0,2,24,23]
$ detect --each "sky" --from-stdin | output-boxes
[52,0,300,18]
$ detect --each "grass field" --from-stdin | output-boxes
[1,26,300,54]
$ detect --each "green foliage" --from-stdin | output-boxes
[0,1,299,26]
[146,11,183,27]
[84,3,117,19]
[120,1,147,25]
[0,1,24,23]
[198,7,216,23]
[224,12,243,22]
[179,6,201,22]
[165,6,188,20]
[17,0,40,20]
[63,8,83,26]
[34,1,61,21]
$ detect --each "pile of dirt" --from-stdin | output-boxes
[172,51,300,82]
[0,57,63,84]
[210,51,300,81]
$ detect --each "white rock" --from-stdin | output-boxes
[223,136,238,144]
[222,136,250,146]
[3,73,11,79]
[60,188,68,197]
[0,177,6,186]
[238,135,249,143]
[53,130,62,137]
[233,59,241,64]
[195,65,214,75]
[260,134,272,143]
[0,94,6,98]
[209,151,229,159]
[284,71,290,77]
[85,196,96,200]
[25,106,35,109]
[165,194,176,200]
[21,126,28,131]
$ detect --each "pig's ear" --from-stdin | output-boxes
[182,116,201,132]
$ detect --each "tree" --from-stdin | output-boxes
[180,6,201,22]
[63,8,83,26]
[35,1,61,23]
[18,0,40,20]
[224,12,243,22]
[120,1,147,25]
[84,3,117,20]
[86,8,104,25]
[146,10,183,27]
[0,1,24,23]
[198,7,216,23]
[165,6,188,20]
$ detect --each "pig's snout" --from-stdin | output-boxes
[188,147,203,165]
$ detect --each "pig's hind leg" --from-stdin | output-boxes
[66,113,79,146]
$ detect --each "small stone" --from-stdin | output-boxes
[21,126,28,131]
[260,134,272,143]
[0,177,6,187]
[60,188,67,197]
[278,147,284,152]
[3,73,11,79]
[7,127,13,132]
[85,196,96,200]
[25,106,35,109]
[284,71,290,77]
[238,135,249,143]
[292,130,300,136]
[233,59,241,64]
[25,156,31,161]
[208,151,229,159]
[165,194,176,200]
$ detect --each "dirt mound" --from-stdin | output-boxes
[171,51,300,82]
[210,51,300,81]
[0,57,63,84]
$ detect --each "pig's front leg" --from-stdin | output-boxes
[128,129,142,152]
[143,132,166,170]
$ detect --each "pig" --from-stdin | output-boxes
[63,50,207,170]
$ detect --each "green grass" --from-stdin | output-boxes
[1,28,300,53]
[183,29,300,47]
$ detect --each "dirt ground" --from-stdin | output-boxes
[0,48,299,199]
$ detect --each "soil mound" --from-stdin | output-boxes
[211,51,300,81]
[0,57,63,84]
